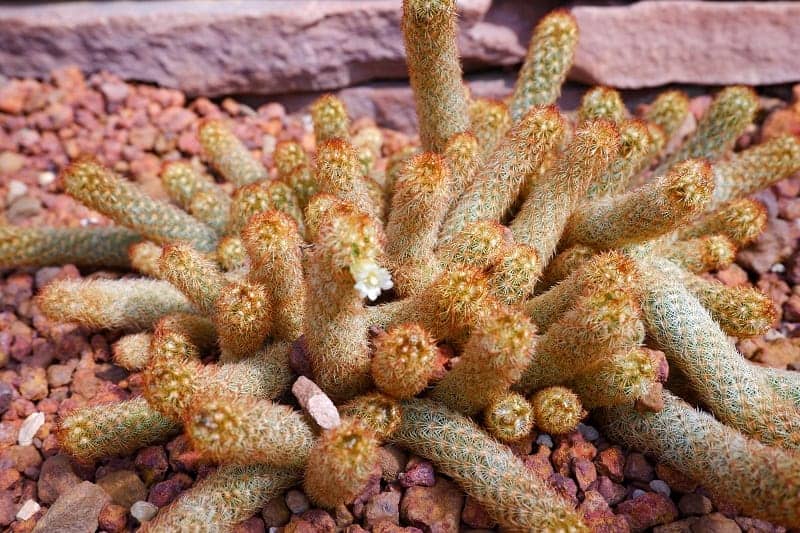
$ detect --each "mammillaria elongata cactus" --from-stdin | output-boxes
[2,0,800,530]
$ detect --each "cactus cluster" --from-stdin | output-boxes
[3,0,800,530]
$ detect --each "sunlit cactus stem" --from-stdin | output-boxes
[0,226,140,269]
[509,10,578,122]
[62,157,218,252]
[198,118,268,186]
[392,399,588,532]
[402,0,469,152]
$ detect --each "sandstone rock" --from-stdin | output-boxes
[595,476,628,506]
[461,496,495,529]
[573,457,597,491]
[261,496,291,528]
[571,2,800,87]
[372,523,423,533]
[96,469,147,508]
[284,489,310,515]
[135,445,169,484]
[0,491,16,527]
[285,509,335,533]
[654,518,700,533]
[401,478,463,533]
[678,493,714,516]
[0,0,529,99]
[398,457,435,488]
[691,513,742,533]
[617,492,679,532]
[0,445,41,474]
[232,516,266,533]
[97,503,127,533]
[32,481,109,533]
[147,475,189,508]
[624,453,654,483]
[37,455,81,505]
[364,491,400,529]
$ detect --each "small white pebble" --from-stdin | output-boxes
[536,434,553,448]
[764,328,784,341]
[37,171,56,187]
[16,499,40,521]
[578,423,600,441]
[631,489,647,499]
[301,114,313,132]
[7,180,27,204]
[131,500,158,523]
[18,412,45,446]
[770,263,786,273]
[649,479,671,497]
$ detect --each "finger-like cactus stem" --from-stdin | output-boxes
[439,106,565,246]
[656,86,758,174]
[214,280,272,361]
[159,243,225,315]
[37,278,194,331]
[431,307,536,415]
[488,243,540,305]
[140,465,300,533]
[198,119,268,186]
[58,397,179,463]
[242,211,306,341]
[597,391,800,528]
[679,198,767,246]
[310,94,351,144]
[303,418,380,508]
[509,10,578,122]
[577,86,627,125]
[185,392,314,467]
[483,391,534,443]
[656,234,735,274]
[586,119,655,199]
[644,90,690,141]
[62,157,217,252]
[0,226,140,268]
[563,159,713,250]
[340,393,403,440]
[391,399,588,532]
[371,323,437,400]
[402,0,469,152]
[469,99,511,158]
[510,120,620,261]
[570,348,658,408]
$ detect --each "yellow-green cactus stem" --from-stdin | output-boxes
[188,188,231,235]
[510,119,620,261]
[0,225,140,269]
[531,386,586,435]
[159,242,225,315]
[563,159,713,250]
[656,234,735,274]
[57,397,179,463]
[598,391,800,528]
[469,98,511,158]
[709,134,800,210]
[315,138,379,220]
[340,393,403,440]
[62,157,218,252]
[488,243,541,305]
[285,163,318,210]
[442,131,481,209]
[439,105,566,246]
[371,323,437,400]
[634,254,800,450]
[213,280,272,361]
[242,210,306,341]
[198,118,268,186]
[112,332,152,371]
[508,10,578,122]
[160,161,219,211]
[185,392,314,467]
[586,119,655,199]
[305,206,391,400]
[392,399,588,532]
[438,220,511,271]
[483,391,534,443]
[644,90,690,141]
[385,152,451,296]
[537,244,594,291]
[431,306,536,416]
[402,0,469,152]
[655,86,758,174]
[570,348,658,408]
[310,94,351,144]
[678,198,767,246]
[577,86,627,125]
[303,418,380,509]
[274,140,310,180]
[140,465,300,533]
[128,240,163,278]
[216,235,248,271]
[36,278,194,331]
